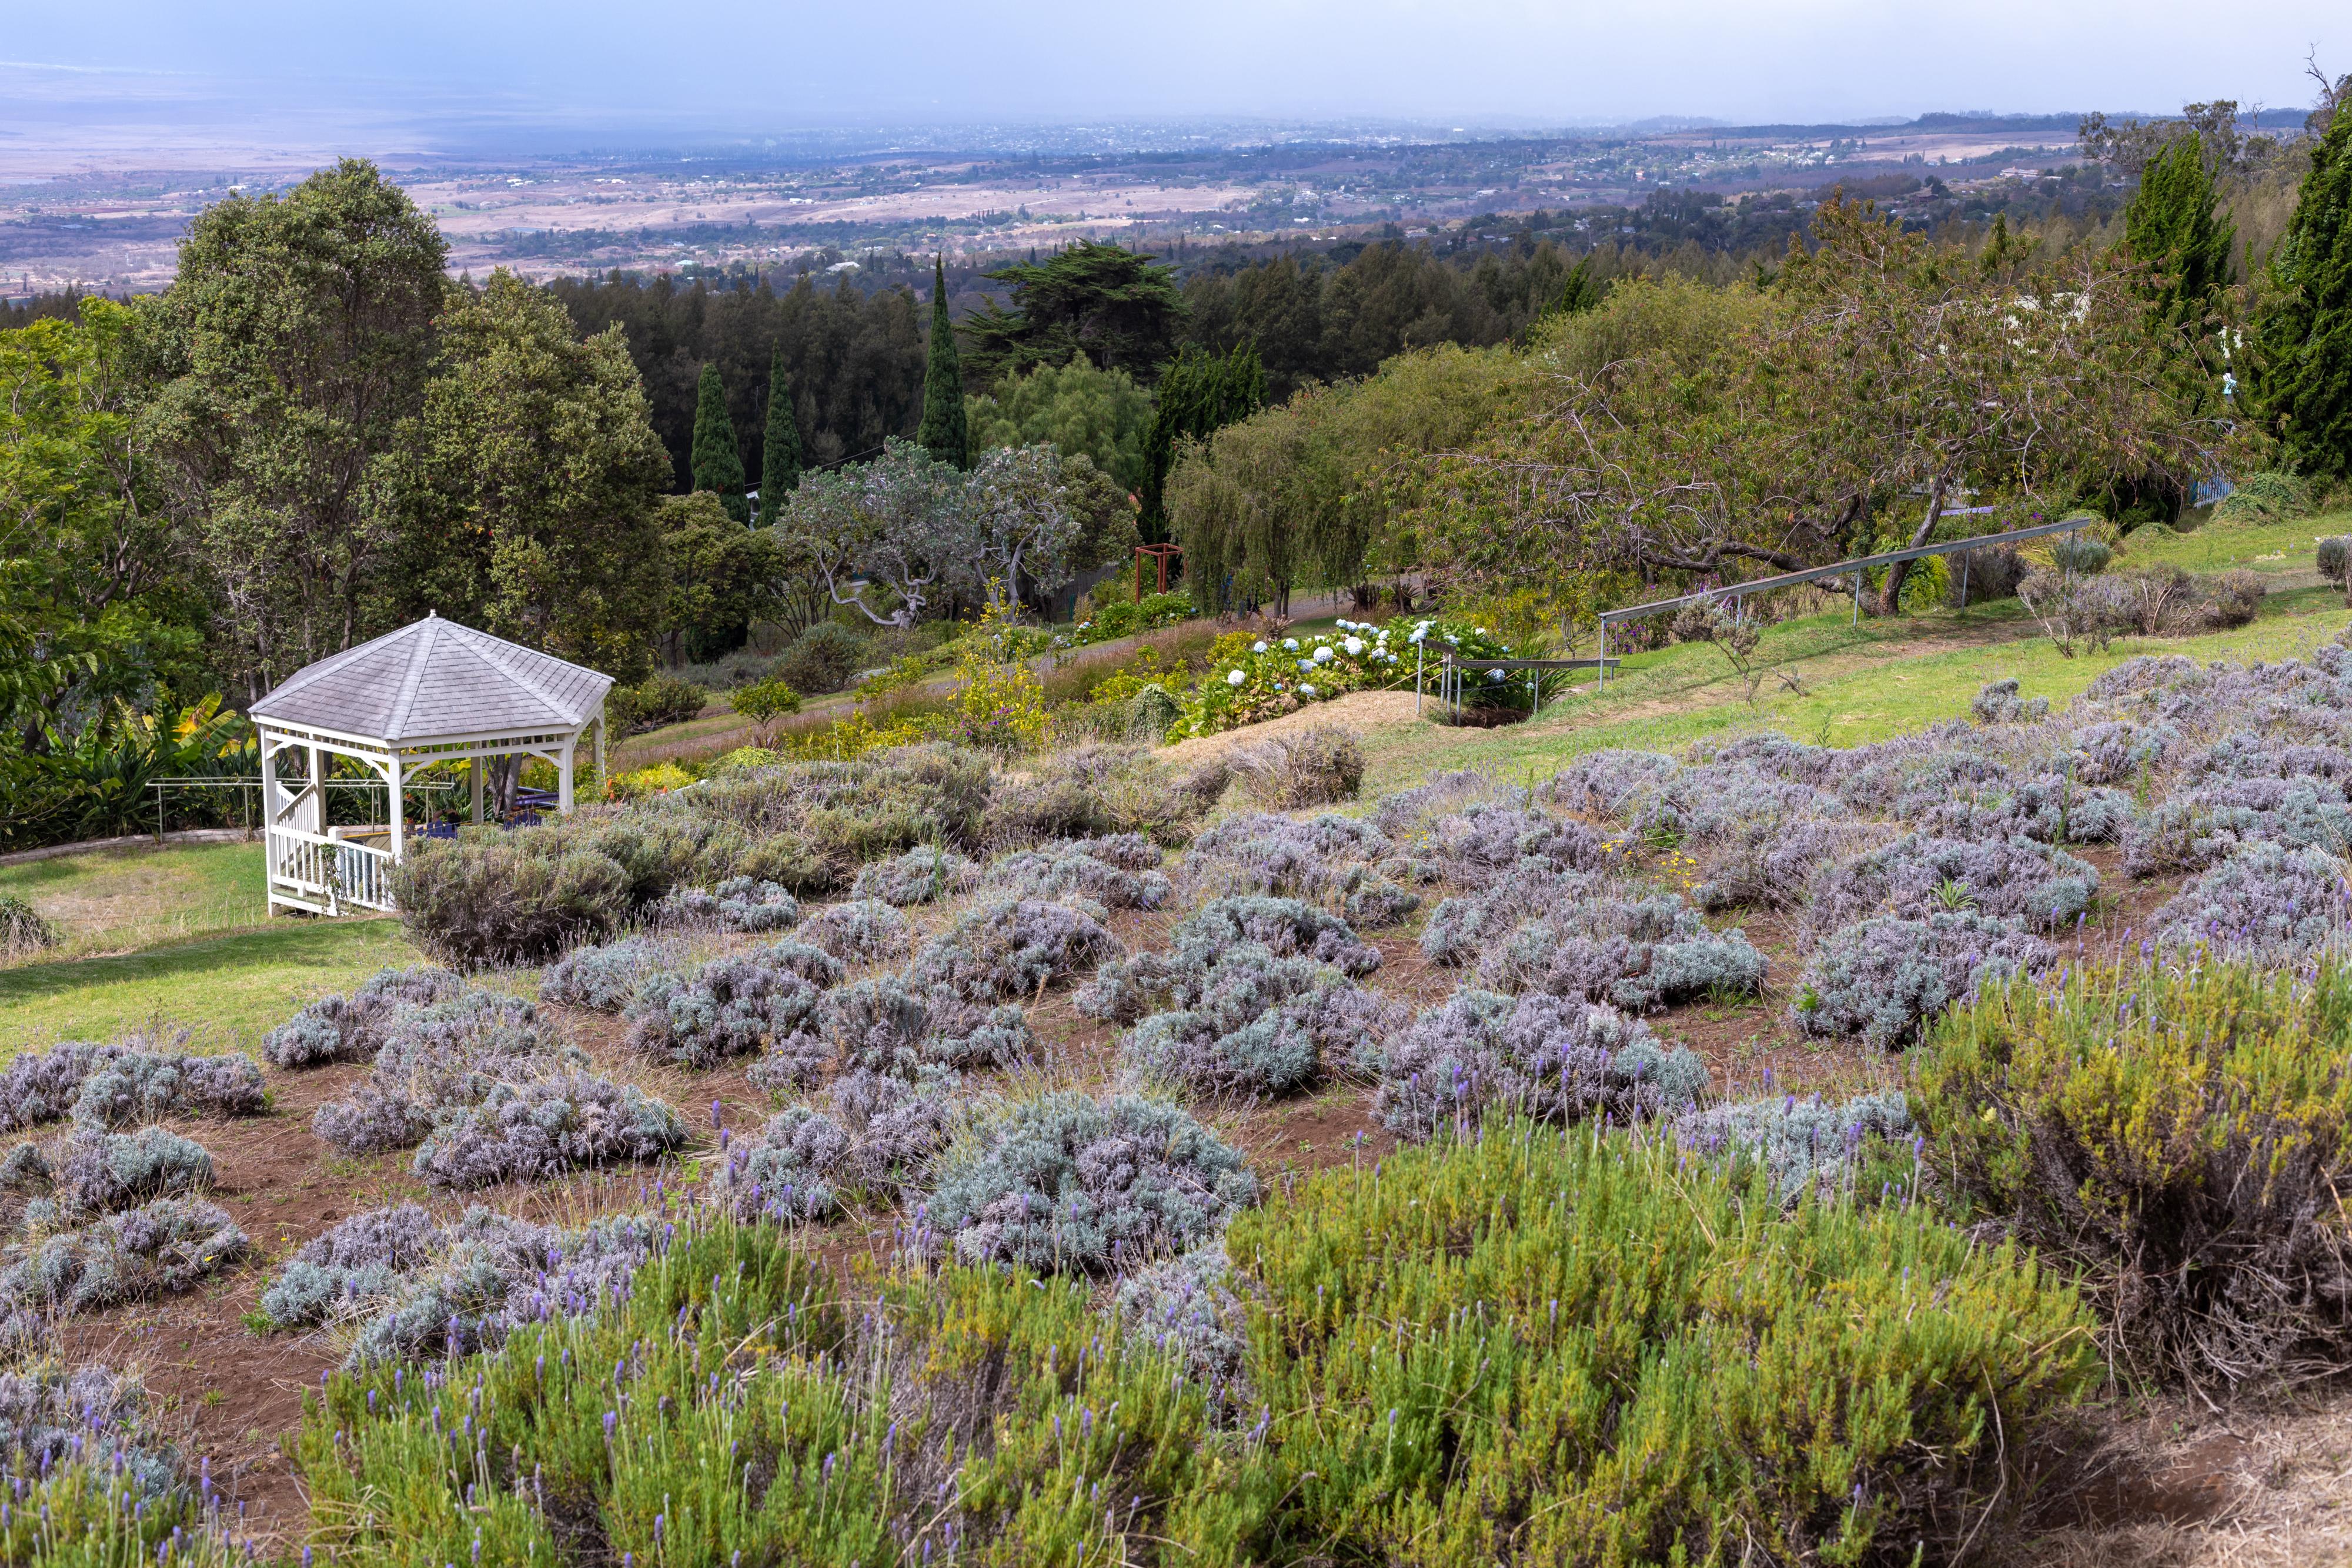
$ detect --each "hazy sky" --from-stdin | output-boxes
[6,0,2344,138]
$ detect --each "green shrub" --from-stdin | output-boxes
[295,1216,1239,1568]
[776,621,871,694]
[728,676,803,731]
[390,839,629,969]
[2211,469,2316,523]
[1228,1122,2096,1566]
[2047,535,2112,574]
[605,673,709,733]
[1915,958,2352,1386]
[2196,566,2266,628]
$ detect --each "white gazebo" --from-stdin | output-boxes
[248,613,613,916]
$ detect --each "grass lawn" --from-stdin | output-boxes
[2119,510,2346,581]
[0,840,273,958]
[0,915,421,1055]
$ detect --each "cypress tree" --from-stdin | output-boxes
[2256,105,2352,483]
[690,362,748,522]
[758,346,802,525]
[2124,132,2236,330]
[1140,342,1266,540]
[1554,255,1601,316]
[918,256,968,470]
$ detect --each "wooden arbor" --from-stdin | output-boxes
[246,613,613,916]
[1134,543,1182,600]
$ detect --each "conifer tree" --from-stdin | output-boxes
[758,346,803,524]
[690,362,748,521]
[2255,105,2352,483]
[918,257,968,470]
[1140,342,1265,539]
[1554,256,1601,316]
[2124,132,2236,331]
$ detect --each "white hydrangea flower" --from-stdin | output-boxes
[1313,646,1335,664]
[1251,640,1268,654]
[1343,636,1364,657]
[1298,659,1315,672]
[1227,668,1247,687]
[1487,668,1507,682]
[1282,638,1299,651]
[1298,684,1317,698]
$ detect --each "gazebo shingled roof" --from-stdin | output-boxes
[249,612,612,742]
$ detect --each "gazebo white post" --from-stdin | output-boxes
[469,755,484,825]
[260,734,280,899]
[594,714,606,795]
[557,737,576,814]
[385,751,404,862]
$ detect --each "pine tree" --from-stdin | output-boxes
[1140,342,1265,539]
[758,346,802,525]
[918,256,968,470]
[2124,132,2236,331]
[690,362,748,522]
[2255,105,2352,483]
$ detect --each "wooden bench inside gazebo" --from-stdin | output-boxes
[247,613,613,916]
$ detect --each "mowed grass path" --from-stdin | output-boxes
[1,840,422,1054]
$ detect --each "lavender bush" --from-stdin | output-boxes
[1793,912,2054,1048]
[0,1196,247,1318]
[922,1092,1259,1274]
[983,844,1172,910]
[1808,833,2099,937]
[410,1073,688,1191]
[1900,774,2137,845]
[1361,988,1703,1142]
[816,975,1035,1080]
[259,1203,446,1329]
[828,1068,960,1189]
[911,896,1122,1002]
[2154,842,2352,961]
[539,938,679,1012]
[1176,897,1379,975]
[0,1359,176,1499]
[313,992,582,1157]
[264,965,465,1066]
[704,1106,856,1222]
[1970,679,2050,726]
[1120,944,1404,1098]
[851,847,981,905]
[345,1207,662,1366]
[2124,775,2352,877]
[1114,1243,1252,1410]
[41,1128,216,1222]
[799,899,913,966]
[624,948,827,1069]
[68,1046,266,1132]
[653,877,802,932]
[1179,813,1425,925]
[1676,1091,1914,1205]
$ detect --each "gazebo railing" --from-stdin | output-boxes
[267,824,396,915]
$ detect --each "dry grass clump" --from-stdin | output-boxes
[1226,723,1366,809]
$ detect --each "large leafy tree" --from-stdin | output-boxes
[0,299,200,750]
[141,157,447,696]
[918,258,969,470]
[777,438,973,628]
[382,271,672,681]
[757,345,803,523]
[659,491,790,663]
[2253,101,2352,483]
[961,241,1184,387]
[690,362,749,521]
[1418,202,2234,612]
[964,444,1080,611]
[964,355,1152,495]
